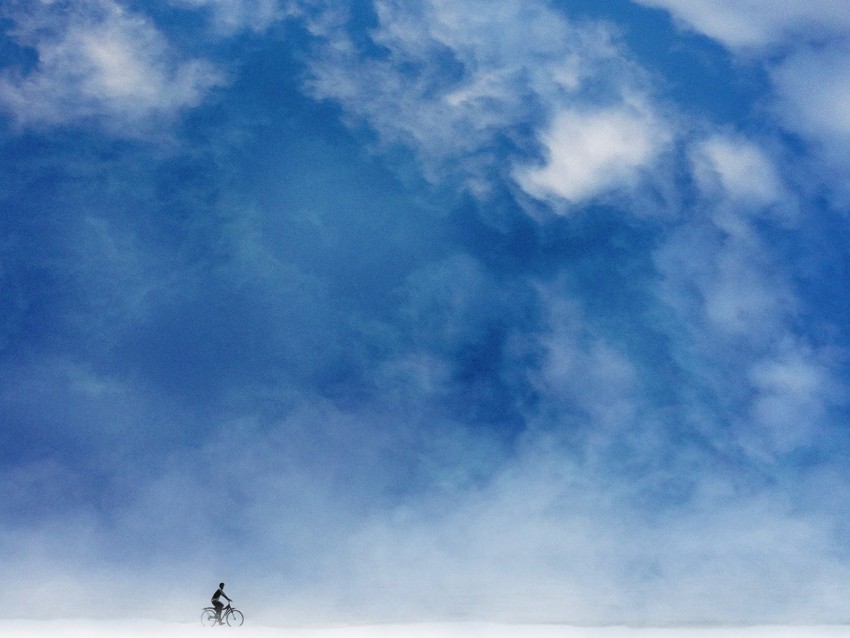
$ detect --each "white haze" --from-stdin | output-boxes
[5,620,850,638]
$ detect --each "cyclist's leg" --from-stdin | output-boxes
[213,600,223,623]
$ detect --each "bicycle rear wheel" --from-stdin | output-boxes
[226,609,244,626]
[201,608,217,626]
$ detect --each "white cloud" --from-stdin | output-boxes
[168,0,289,34]
[515,102,670,206]
[531,292,641,430]
[773,44,850,139]
[304,0,664,204]
[2,345,848,624]
[769,42,850,203]
[328,425,850,624]
[0,0,224,134]
[654,219,796,347]
[629,1,850,204]
[701,256,784,338]
[743,344,845,457]
[652,133,845,462]
[655,133,798,344]
[630,0,850,50]
[690,136,786,209]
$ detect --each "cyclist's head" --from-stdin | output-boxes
[220,583,225,589]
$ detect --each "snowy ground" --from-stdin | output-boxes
[4,621,850,638]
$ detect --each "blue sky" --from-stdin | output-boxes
[2,0,850,626]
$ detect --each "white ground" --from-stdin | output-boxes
[4,621,850,638]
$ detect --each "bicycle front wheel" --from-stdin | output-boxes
[201,608,217,627]
[226,609,244,626]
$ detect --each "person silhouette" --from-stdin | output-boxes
[211,582,232,624]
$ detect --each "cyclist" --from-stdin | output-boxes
[211,582,232,624]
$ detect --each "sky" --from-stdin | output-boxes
[2,0,850,627]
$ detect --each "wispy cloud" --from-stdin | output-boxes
[770,42,850,203]
[0,0,225,135]
[630,0,850,204]
[303,0,665,203]
[631,0,850,50]
[690,136,787,209]
[652,129,845,463]
[168,0,290,35]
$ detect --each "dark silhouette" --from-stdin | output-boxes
[201,593,244,627]
[211,582,232,625]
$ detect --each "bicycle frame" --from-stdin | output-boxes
[202,602,244,627]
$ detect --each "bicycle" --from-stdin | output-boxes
[201,602,244,626]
